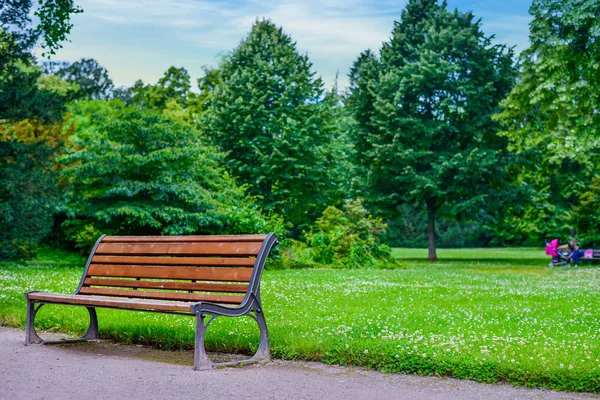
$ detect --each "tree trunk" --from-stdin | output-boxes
[426,198,438,261]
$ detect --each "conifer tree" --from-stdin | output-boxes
[347,0,515,260]
[204,19,340,230]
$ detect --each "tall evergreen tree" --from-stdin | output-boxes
[347,0,516,260]
[204,19,340,229]
[346,50,379,189]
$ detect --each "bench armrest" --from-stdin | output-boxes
[190,294,257,317]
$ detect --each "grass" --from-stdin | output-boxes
[1,247,600,392]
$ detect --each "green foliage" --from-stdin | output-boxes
[347,0,516,258]
[496,0,600,160]
[383,205,492,248]
[59,101,278,249]
[187,66,220,116]
[0,140,58,259]
[491,155,594,246]
[572,177,600,245]
[35,0,83,56]
[132,66,191,110]
[204,19,343,229]
[493,0,600,245]
[0,0,81,58]
[0,62,66,123]
[286,200,391,268]
[0,0,80,123]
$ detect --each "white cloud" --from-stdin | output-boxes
[41,0,530,90]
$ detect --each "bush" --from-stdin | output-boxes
[60,103,282,250]
[283,200,391,268]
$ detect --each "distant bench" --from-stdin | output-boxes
[25,233,278,370]
[585,249,600,261]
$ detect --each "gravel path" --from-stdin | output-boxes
[1,326,597,400]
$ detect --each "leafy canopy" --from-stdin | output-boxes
[494,0,600,244]
[0,0,81,123]
[60,101,278,249]
[496,0,600,160]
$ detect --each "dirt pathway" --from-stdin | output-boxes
[1,326,596,400]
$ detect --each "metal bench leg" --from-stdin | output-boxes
[82,307,99,340]
[250,308,270,363]
[26,303,99,345]
[194,312,213,371]
[25,301,44,345]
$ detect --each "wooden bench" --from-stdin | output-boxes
[24,233,278,370]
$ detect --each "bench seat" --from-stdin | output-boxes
[26,292,196,313]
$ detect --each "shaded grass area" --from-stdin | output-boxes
[1,247,600,392]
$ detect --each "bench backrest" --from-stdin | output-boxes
[75,233,277,309]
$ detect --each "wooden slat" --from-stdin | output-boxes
[78,287,244,304]
[95,242,262,256]
[83,278,249,293]
[27,292,193,313]
[91,255,256,267]
[103,235,267,243]
[87,264,253,282]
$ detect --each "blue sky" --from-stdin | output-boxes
[40,0,532,91]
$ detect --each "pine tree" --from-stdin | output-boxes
[348,0,516,260]
[204,19,340,229]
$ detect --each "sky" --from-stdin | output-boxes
[39,0,533,91]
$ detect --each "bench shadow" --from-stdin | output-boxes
[43,331,252,367]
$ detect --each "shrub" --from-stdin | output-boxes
[285,200,391,268]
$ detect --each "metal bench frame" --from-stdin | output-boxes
[25,233,278,371]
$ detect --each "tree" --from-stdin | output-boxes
[496,0,600,160]
[204,19,341,229]
[0,0,80,259]
[187,66,220,117]
[131,66,191,110]
[60,102,277,249]
[347,0,516,260]
[346,50,379,186]
[0,0,82,122]
[0,140,58,259]
[494,0,600,245]
[0,64,66,123]
[55,58,114,100]
[0,0,82,59]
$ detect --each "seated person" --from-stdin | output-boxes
[558,240,585,266]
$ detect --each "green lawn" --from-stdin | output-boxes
[1,247,600,392]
